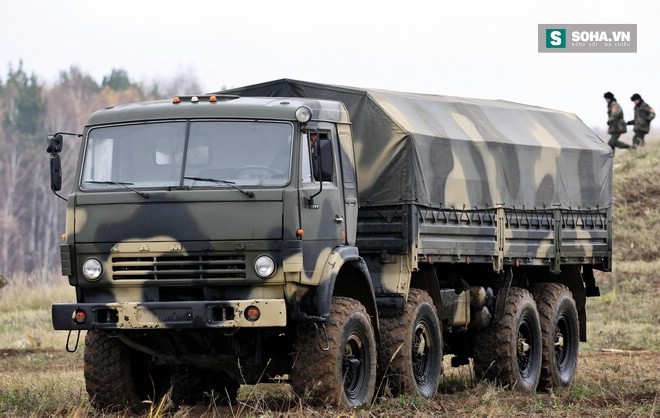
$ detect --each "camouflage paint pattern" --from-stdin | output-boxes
[52,85,610,334]
[52,95,368,331]
[222,79,613,211]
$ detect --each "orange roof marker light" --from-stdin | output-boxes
[172,95,239,104]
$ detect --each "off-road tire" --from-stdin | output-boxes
[84,330,168,413]
[291,296,377,407]
[531,283,579,391]
[473,287,542,392]
[379,289,442,398]
[170,370,239,406]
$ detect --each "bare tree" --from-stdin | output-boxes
[0,147,25,271]
[159,66,203,97]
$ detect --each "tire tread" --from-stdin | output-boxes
[291,297,376,407]
[472,287,542,392]
[531,282,579,391]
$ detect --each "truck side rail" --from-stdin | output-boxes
[356,204,611,273]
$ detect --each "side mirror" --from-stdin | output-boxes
[46,132,80,201]
[46,134,63,154]
[313,139,334,182]
[50,154,62,192]
[47,134,64,192]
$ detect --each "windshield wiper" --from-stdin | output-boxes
[86,180,150,199]
[184,176,255,198]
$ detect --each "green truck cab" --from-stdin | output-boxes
[50,80,611,410]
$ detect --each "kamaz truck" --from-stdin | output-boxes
[50,79,611,410]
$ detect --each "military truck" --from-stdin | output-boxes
[50,79,611,410]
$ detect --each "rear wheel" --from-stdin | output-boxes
[379,289,443,398]
[84,331,169,413]
[291,297,377,407]
[473,287,542,392]
[531,283,579,391]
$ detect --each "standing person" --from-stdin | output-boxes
[627,93,655,148]
[604,92,630,153]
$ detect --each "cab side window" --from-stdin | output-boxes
[301,131,332,183]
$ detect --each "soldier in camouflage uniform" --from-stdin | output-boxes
[627,93,655,147]
[604,92,630,153]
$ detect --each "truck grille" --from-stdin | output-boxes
[111,255,246,280]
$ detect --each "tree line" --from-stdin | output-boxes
[0,62,203,280]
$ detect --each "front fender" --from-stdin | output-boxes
[314,246,376,322]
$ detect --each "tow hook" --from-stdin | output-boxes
[66,329,81,353]
[313,322,330,351]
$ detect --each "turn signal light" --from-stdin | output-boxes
[73,309,87,325]
[245,306,261,322]
[172,97,181,104]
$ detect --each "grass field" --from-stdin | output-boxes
[1,144,659,416]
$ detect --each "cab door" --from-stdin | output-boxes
[299,123,345,278]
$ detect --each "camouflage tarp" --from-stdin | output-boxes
[220,79,612,210]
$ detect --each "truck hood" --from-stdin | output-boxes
[73,189,284,243]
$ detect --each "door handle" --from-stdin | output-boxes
[334,215,344,223]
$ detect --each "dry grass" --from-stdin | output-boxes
[612,141,660,262]
[585,260,660,351]
[0,349,89,416]
[0,271,75,350]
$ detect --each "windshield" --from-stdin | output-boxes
[81,121,294,189]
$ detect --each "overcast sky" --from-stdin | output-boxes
[2,0,659,133]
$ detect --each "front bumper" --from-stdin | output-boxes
[52,299,287,330]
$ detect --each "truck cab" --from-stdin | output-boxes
[51,95,377,410]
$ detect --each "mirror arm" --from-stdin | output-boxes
[306,144,323,208]
[301,127,323,208]
[52,189,68,202]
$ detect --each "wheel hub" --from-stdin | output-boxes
[412,322,432,385]
[518,337,531,354]
[516,317,535,378]
[342,333,366,398]
[344,357,361,376]
[555,317,570,367]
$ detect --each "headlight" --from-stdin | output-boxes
[82,258,103,281]
[295,106,312,123]
[254,255,276,278]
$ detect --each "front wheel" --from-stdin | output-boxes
[532,283,579,391]
[379,289,443,398]
[291,297,377,407]
[473,287,542,392]
[84,331,170,413]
